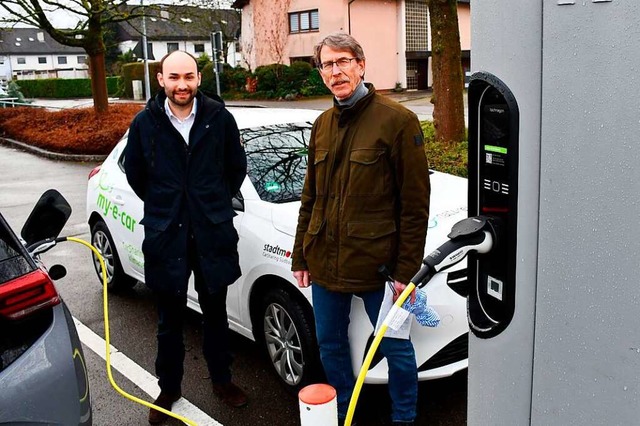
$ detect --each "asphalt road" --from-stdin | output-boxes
[0,125,467,425]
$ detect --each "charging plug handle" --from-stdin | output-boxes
[413,216,497,288]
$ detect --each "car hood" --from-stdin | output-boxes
[271,171,468,254]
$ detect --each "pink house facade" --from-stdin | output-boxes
[231,0,471,91]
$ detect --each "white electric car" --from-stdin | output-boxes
[86,107,469,389]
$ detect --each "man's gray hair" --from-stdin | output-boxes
[313,32,366,66]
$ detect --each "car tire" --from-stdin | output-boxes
[260,287,323,390]
[90,220,137,292]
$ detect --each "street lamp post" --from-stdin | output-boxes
[141,0,151,101]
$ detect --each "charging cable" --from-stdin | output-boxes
[344,216,496,426]
[65,237,198,426]
[344,282,416,426]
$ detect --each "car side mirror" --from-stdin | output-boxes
[48,264,67,280]
[21,189,72,247]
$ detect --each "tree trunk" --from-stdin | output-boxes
[86,13,109,114]
[88,51,109,114]
[428,0,466,143]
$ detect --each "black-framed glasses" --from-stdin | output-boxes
[318,57,358,73]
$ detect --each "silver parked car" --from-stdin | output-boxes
[0,190,92,425]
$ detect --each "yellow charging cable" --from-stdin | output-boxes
[65,237,198,426]
[344,282,417,426]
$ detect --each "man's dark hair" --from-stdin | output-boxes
[313,32,366,67]
[159,50,199,73]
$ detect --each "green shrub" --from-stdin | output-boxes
[421,120,468,177]
[286,61,312,87]
[5,81,27,102]
[106,77,120,96]
[196,62,331,100]
[254,64,288,94]
[300,68,331,97]
[121,62,161,99]
[197,53,211,72]
[199,63,252,99]
[200,63,218,98]
[222,65,251,94]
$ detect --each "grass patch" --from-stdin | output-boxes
[421,120,468,178]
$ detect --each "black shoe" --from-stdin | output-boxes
[212,381,248,408]
[392,422,415,426]
[148,391,181,424]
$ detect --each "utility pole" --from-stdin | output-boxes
[141,0,151,101]
[211,31,223,97]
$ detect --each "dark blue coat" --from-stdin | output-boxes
[124,91,247,296]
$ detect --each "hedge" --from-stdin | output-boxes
[200,64,252,98]
[13,61,330,101]
[120,62,162,99]
[17,77,120,98]
[116,60,330,101]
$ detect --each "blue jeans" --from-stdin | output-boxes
[312,283,418,423]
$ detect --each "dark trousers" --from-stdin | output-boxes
[155,233,232,394]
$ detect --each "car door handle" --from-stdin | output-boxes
[112,196,125,206]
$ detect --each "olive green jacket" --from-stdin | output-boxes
[292,84,431,292]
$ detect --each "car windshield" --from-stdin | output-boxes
[242,122,312,203]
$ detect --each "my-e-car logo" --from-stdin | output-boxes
[96,193,137,232]
[262,243,292,265]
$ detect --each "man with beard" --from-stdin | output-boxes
[124,50,248,424]
[292,32,430,426]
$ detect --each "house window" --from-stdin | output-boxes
[58,56,67,65]
[77,55,87,64]
[194,44,205,53]
[38,57,47,64]
[17,57,26,65]
[289,10,319,34]
[167,43,179,53]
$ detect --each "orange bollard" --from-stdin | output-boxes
[298,383,338,426]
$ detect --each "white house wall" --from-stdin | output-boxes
[9,53,88,79]
[119,40,242,67]
[0,55,11,82]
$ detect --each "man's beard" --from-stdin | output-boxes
[167,89,195,106]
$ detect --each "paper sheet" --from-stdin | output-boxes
[374,283,412,339]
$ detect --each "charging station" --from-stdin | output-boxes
[467,1,640,424]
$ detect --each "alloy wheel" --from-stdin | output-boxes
[92,229,114,284]
[263,302,304,386]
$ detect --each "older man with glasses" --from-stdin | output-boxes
[292,31,431,426]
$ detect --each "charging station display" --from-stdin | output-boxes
[468,73,519,338]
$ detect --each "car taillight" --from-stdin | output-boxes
[88,165,101,180]
[0,269,60,320]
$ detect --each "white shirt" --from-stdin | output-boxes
[164,97,197,144]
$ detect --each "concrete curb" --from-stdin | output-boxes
[0,136,107,162]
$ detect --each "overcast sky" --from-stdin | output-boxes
[1,0,233,29]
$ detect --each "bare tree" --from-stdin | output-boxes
[242,40,253,71]
[427,0,466,143]
[255,0,291,65]
[185,1,240,64]
[0,1,152,113]
[0,1,237,113]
